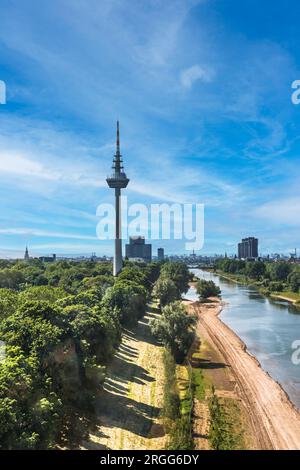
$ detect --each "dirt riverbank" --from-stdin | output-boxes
[187,299,300,450]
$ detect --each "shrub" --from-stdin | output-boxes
[150,301,196,362]
[196,279,221,301]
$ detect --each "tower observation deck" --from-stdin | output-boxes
[106,121,129,275]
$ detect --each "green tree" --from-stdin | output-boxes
[0,289,18,320]
[150,301,196,362]
[0,269,25,290]
[196,279,221,301]
[104,280,147,325]
[288,270,300,293]
[160,262,190,295]
[0,346,62,449]
[246,261,266,280]
[153,277,179,307]
[269,262,291,282]
[19,286,67,304]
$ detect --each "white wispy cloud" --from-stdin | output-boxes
[180,65,214,89]
[255,197,300,227]
[0,151,60,180]
[0,228,97,240]
[0,0,299,255]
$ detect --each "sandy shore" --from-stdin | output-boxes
[189,299,300,450]
[271,293,299,305]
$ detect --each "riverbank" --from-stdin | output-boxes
[187,298,300,450]
[183,299,256,450]
[213,269,300,306]
[270,292,300,304]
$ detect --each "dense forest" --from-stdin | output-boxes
[0,257,195,449]
[0,257,164,449]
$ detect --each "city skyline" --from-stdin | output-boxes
[1,1,300,258]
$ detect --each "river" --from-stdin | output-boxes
[185,269,300,409]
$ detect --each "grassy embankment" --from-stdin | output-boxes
[191,335,246,450]
[81,302,166,450]
[161,327,247,450]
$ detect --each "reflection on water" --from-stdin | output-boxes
[185,269,300,409]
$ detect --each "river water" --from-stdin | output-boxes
[185,269,300,409]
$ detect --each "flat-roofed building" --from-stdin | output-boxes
[157,248,164,261]
[238,237,258,259]
[125,236,152,263]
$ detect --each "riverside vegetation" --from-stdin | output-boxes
[150,261,196,449]
[151,267,242,450]
[214,258,300,305]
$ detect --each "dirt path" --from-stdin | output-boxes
[192,300,300,450]
[81,306,166,450]
[193,400,210,450]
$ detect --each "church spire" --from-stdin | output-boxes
[24,246,29,260]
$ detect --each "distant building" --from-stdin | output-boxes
[24,246,30,260]
[39,254,57,263]
[238,237,258,259]
[125,236,152,263]
[157,248,164,261]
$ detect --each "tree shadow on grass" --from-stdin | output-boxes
[107,354,155,388]
[95,390,160,439]
[192,357,227,370]
[90,308,163,440]
[134,312,162,347]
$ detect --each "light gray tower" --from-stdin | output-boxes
[106,122,129,276]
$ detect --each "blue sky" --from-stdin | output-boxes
[1,0,300,257]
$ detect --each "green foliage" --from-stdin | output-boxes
[0,269,25,290]
[168,415,194,450]
[268,281,284,292]
[215,258,245,274]
[216,259,300,292]
[160,262,190,295]
[162,350,180,421]
[102,280,147,325]
[208,386,242,450]
[150,301,196,362]
[0,260,126,448]
[245,261,266,280]
[288,270,300,293]
[117,266,147,288]
[152,276,179,307]
[0,289,18,320]
[19,286,67,304]
[0,346,62,449]
[268,262,292,282]
[192,368,205,401]
[162,351,193,450]
[0,258,165,448]
[196,279,221,300]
